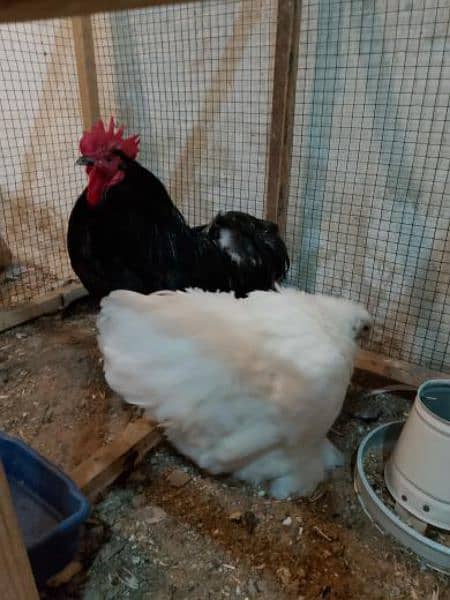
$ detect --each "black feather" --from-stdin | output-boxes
[67,157,290,299]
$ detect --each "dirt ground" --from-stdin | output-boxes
[0,299,449,599]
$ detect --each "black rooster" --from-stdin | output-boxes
[67,118,289,299]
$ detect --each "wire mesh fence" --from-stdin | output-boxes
[286,0,450,372]
[0,0,276,310]
[0,19,84,308]
[92,0,276,225]
[0,0,449,372]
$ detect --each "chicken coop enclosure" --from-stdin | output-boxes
[0,0,449,374]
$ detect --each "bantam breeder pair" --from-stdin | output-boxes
[73,119,370,498]
[97,287,371,499]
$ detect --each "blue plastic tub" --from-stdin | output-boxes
[0,431,90,586]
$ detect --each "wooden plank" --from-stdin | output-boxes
[0,282,87,333]
[72,15,100,129]
[265,0,301,236]
[355,349,448,388]
[44,419,160,587]
[71,418,161,502]
[0,461,39,600]
[0,0,200,24]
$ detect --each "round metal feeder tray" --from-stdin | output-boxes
[354,421,450,575]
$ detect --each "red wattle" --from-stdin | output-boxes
[87,167,108,206]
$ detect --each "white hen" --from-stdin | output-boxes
[97,287,370,499]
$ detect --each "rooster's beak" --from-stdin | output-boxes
[76,156,95,166]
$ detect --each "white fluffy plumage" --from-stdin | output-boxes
[97,287,371,499]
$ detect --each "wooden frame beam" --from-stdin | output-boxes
[0,0,200,24]
[45,418,161,586]
[72,15,100,129]
[266,0,301,237]
[71,418,161,502]
[355,350,448,388]
[0,461,39,600]
[0,282,87,333]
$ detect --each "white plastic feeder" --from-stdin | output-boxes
[385,379,450,531]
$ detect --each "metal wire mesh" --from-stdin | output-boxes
[0,0,448,372]
[0,20,84,309]
[0,1,276,310]
[92,0,276,225]
[286,0,450,372]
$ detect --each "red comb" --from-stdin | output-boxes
[79,117,140,159]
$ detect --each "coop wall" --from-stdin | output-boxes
[0,0,449,372]
[0,20,84,305]
[0,0,276,307]
[285,0,450,372]
[92,0,276,224]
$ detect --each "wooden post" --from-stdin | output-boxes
[266,0,301,237]
[0,461,39,600]
[0,0,200,24]
[72,15,100,129]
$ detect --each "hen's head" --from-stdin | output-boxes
[77,117,140,206]
[313,294,372,344]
